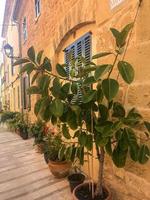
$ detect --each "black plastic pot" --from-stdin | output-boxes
[68,173,85,192]
[20,131,28,140]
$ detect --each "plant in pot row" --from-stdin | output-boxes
[16,120,29,140]
[13,23,150,200]
[29,121,48,153]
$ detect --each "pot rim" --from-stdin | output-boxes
[68,173,85,181]
[48,160,71,165]
[72,181,111,200]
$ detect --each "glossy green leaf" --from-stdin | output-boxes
[99,104,108,122]
[92,52,112,60]
[20,63,34,74]
[105,139,112,156]
[78,132,87,146]
[27,86,41,95]
[51,99,64,117]
[37,50,44,64]
[27,46,35,62]
[58,144,66,161]
[62,124,71,139]
[82,90,96,103]
[34,98,43,116]
[83,76,96,85]
[13,58,30,66]
[56,64,67,77]
[102,79,119,101]
[31,72,39,84]
[94,65,112,80]
[118,61,135,84]
[86,135,93,151]
[42,57,52,72]
[113,102,125,118]
[67,110,78,130]
[112,145,128,168]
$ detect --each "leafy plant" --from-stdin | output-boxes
[13,23,150,199]
[44,133,66,162]
[29,121,47,145]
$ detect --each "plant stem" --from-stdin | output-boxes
[95,146,105,197]
[108,53,119,78]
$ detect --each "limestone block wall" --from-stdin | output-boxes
[13,0,150,198]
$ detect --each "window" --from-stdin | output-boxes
[110,0,124,9]
[35,0,41,18]
[23,17,27,41]
[23,76,30,109]
[64,33,92,104]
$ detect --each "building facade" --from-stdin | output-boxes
[1,0,150,199]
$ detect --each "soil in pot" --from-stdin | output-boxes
[68,173,85,192]
[48,160,71,178]
[74,182,111,200]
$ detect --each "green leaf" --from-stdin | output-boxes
[120,23,134,47]
[144,121,150,133]
[83,76,96,85]
[51,99,64,117]
[92,52,112,60]
[99,104,108,122]
[130,144,139,162]
[58,145,66,161]
[62,124,71,139]
[105,139,112,156]
[94,65,112,80]
[118,61,135,84]
[138,145,150,164]
[96,87,104,104]
[71,82,78,94]
[77,147,84,165]
[27,46,35,62]
[13,58,30,66]
[51,77,61,98]
[38,74,50,95]
[34,98,43,116]
[37,50,44,64]
[42,57,52,72]
[67,110,78,130]
[27,86,41,95]
[102,79,119,101]
[82,90,96,103]
[65,146,73,161]
[56,64,67,77]
[112,145,128,168]
[124,108,142,126]
[86,135,93,151]
[110,28,121,47]
[113,102,125,118]
[95,133,108,146]
[51,115,57,125]
[31,72,39,84]
[20,63,34,74]
[70,146,77,162]
[78,132,87,146]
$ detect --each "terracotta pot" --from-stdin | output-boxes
[48,160,71,178]
[36,144,44,153]
[73,182,112,200]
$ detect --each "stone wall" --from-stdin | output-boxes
[10,0,150,198]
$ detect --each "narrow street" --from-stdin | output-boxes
[0,127,71,200]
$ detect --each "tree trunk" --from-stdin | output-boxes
[95,146,105,198]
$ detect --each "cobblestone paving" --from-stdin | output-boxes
[0,127,71,200]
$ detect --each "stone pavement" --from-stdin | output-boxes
[0,127,71,200]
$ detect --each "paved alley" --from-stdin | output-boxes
[0,127,71,200]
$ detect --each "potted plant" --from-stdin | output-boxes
[29,121,47,153]
[44,131,71,178]
[67,166,86,193]
[16,120,29,140]
[13,23,150,199]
